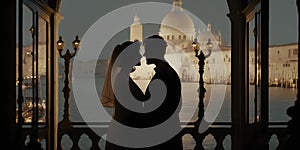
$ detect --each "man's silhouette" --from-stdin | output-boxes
[141,35,183,149]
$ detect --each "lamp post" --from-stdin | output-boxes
[57,35,80,123]
[192,38,212,129]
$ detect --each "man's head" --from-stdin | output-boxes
[143,35,167,59]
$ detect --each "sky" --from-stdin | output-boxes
[58,0,298,60]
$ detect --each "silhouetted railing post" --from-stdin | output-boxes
[286,0,300,148]
[60,50,74,123]
[195,51,206,129]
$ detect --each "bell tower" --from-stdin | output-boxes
[130,15,143,42]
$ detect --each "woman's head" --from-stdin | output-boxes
[110,40,142,68]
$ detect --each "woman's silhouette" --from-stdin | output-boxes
[105,40,149,150]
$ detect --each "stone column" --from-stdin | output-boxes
[3,0,17,149]
[259,0,269,149]
[227,9,247,150]
[48,12,64,150]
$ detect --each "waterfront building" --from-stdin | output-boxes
[268,43,298,87]
[129,0,298,86]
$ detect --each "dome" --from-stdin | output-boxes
[160,9,195,36]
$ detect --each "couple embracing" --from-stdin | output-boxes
[102,35,183,150]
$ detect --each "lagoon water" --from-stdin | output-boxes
[58,77,296,149]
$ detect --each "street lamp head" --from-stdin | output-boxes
[192,38,197,49]
[72,35,81,51]
[29,26,35,36]
[192,38,199,56]
[192,41,197,49]
[206,38,213,50]
[57,36,64,52]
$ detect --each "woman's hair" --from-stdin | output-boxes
[110,40,142,68]
[101,40,139,108]
[109,41,132,67]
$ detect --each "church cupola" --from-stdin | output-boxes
[172,0,183,11]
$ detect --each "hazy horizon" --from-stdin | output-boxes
[58,0,298,60]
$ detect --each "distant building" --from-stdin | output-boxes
[130,0,227,83]
[130,15,143,42]
[129,0,298,86]
[268,43,298,87]
[16,43,48,79]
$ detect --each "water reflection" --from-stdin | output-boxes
[61,78,296,123]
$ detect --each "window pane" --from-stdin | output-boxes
[16,4,34,123]
[269,0,297,122]
[37,16,48,123]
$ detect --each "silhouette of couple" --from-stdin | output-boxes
[102,35,183,150]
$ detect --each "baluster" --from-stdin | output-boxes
[214,133,225,150]
[57,141,62,150]
[192,133,205,150]
[70,133,81,150]
[89,135,101,150]
[275,133,288,150]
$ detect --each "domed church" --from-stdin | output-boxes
[130,0,224,82]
